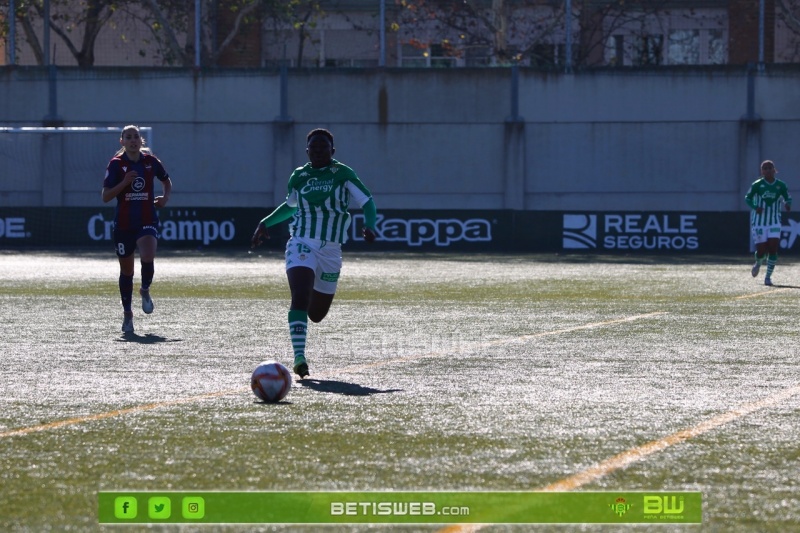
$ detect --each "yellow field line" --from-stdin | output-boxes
[0,312,664,439]
[332,312,668,373]
[440,290,797,532]
[540,383,800,491]
[495,312,667,343]
[735,287,791,299]
[438,383,800,533]
[0,388,244,438]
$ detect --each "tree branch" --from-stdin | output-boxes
[211,1,261,64]
[140,0,191,66]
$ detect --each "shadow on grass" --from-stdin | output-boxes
[253,399,293,406]
[767,283,800,289]
[117,332,182,344]
[298,379,403,396]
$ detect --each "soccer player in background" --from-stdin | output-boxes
[102,125,173,333]
[745,159,791,286]
[250,128,377,378]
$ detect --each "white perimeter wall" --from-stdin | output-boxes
[1,67,799,211]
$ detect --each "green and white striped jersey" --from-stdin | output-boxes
[285,159,372,244]
[745,177,792,227]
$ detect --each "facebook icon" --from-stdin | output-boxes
[114,497,137,519]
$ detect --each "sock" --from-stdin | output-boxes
[141,261,154,291]
[754,252,765,265]
[119,273,134,313]
[288,309,308,361]
[766,254,777,278]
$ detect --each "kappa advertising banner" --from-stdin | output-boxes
[350,211,509,250]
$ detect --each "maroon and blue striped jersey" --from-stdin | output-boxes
[103,152,169,231]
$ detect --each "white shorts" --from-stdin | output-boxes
[752,224,781,245]
[285,235,342,295]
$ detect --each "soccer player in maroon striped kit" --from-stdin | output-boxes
[102,125,173,333]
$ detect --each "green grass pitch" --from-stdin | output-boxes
[1,249,799,532]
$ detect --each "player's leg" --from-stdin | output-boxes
[114,230,137,333]
[764,234,780,285]
[308,291,335,323]
[287,266,315,377]
[136,230,158,314]
[308,241,342,323]
[751,226,767,277]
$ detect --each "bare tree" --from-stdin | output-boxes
[11,0,118,66]
[391,0,518,64]
[136,0,324,67]
[4,0,323,67]
[777,0,800,61]
[134,0,267,66]
[259,0,323,67]
[391,0,695,68]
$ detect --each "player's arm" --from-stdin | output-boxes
[251,202,297,248]
[101,163,137,203]
[744,185,759,211]
[155,176,172,208]
[781,184,792,212]
[361,198,377,243]
[345,179,377,243]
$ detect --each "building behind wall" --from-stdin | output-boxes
[3,1,800,68]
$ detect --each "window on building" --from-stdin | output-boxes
[607,35,625,66]
[429,43,456,67]
[400,43,428,67]
[400,41,456,67]
[633,35,663,66]
[464,46,491,67]
[531,43,556,66]
[668,30,700,64]
[323,58,379,68]
[708,29,725,64]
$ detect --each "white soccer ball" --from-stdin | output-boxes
[251,360,292,402]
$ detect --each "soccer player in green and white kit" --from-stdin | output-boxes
[745,160,791,286]
[251,128,377,377]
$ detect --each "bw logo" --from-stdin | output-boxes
[563,214,597,249]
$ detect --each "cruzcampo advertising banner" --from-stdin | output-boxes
[98,491,702,525]
[0,207,510,251]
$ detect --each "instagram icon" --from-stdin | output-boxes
[182,496,205,519]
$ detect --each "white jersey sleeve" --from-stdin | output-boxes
[346,180,371,207]
[286,189,298,208]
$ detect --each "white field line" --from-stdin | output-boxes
[0,313,664,439]
[437,383,800,533]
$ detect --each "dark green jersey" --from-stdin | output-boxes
[745,178,792,226]
[285,159,372,243]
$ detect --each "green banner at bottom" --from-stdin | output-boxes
[98,491,701,524]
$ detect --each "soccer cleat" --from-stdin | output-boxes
[140,288,154,314]
[122,312,134,333]
[765,277,773,286]
[751,262,761,277]
[293,355,309,378]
